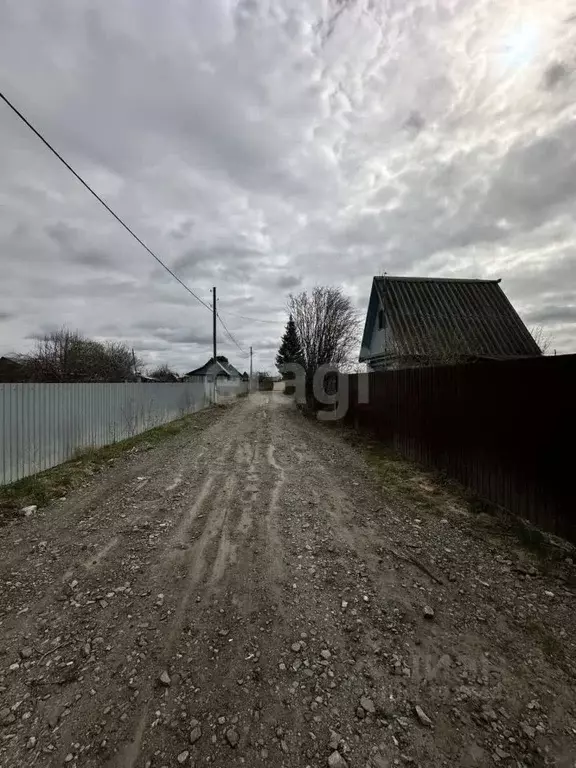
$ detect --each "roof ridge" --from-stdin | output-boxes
[375,275,501,284]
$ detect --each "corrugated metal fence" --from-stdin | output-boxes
[0,380,247,485]
[344,355,576,542]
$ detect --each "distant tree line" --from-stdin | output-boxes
[1,328,181,383]
[147,363,180,382]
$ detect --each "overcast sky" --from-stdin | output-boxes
[1,0,575,373]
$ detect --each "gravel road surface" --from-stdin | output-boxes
[1,392,575,768]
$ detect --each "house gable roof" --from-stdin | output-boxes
[185,356,241,378]
[223,360,242,378]
[359,276,541,362]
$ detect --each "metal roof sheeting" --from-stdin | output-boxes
[371,276,541,360]
[185,356,242,378]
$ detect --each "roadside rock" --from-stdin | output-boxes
[423,605,435,620]
[225,728,239,748]
[360,696,375,714]
[328,751,348,768]
[415,704,433,727]
[47,705,64,729]
[0,707,15,726]
[368,753,390,768]
[328,730,341,750]
[189,722,202,744]
[158,671,171,687]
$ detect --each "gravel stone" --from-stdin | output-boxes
[225,728,239,748]
[415,704,433,727]
[328,751,348,768]
[360,696,375,714]
[158,671,171,687]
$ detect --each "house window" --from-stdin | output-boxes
[378,309,386,330]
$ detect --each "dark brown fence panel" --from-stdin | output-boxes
[344,356,576,542]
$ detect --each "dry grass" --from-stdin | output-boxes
[0,407,221,524]
[329,423,462,516]
[321,420,575,563]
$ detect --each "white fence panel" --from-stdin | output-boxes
[0,381,224,486]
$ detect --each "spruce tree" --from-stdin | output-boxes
[276,315,304,374]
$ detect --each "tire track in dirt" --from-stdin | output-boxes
[118,406,269,767]
[145,415,272,754]
[0,403,256,768]
[117,468,240,766]
[42,438,237,767]
[0,422,222,646]
[265,443,287,582]
[152,394,304,764]
[7,393,574,767]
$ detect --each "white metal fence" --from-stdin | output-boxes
[0,380,247,486]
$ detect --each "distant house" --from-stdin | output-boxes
[159,371,181,383]
[137,372,180,383]
[241,371,249,382]
[359,276,542,371]
[0,356,29,383]
[183,356,242,382]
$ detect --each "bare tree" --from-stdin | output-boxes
[18,328,140,382]
[382,322,550,369]
[530,326,554,355]
[383,326,476,368]
[97,341,141,381]
[148,364,180,382]
[288,287,360,377]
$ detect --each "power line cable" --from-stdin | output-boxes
[216,308,284,325]
[217,313,249,357]
[216,311,249,357]
[0,90,213,313]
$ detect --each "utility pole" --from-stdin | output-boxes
[211,287,218,406]
[249,346,253,392]
[212,286,217,362]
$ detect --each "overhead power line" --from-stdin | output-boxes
[217,308,284,325]
[0,90,212,313]
[216,311,249,357]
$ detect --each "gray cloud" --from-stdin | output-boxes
[482,124,576,229]
[543,62,570,90]
[276,275,302,290]
[154,329,214,346]
[404,111,426,135]
[0,0,575,376]
[526,305,576,325]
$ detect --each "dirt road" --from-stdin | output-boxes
[1,393,575,768]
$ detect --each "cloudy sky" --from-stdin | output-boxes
[1,0,575,373]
